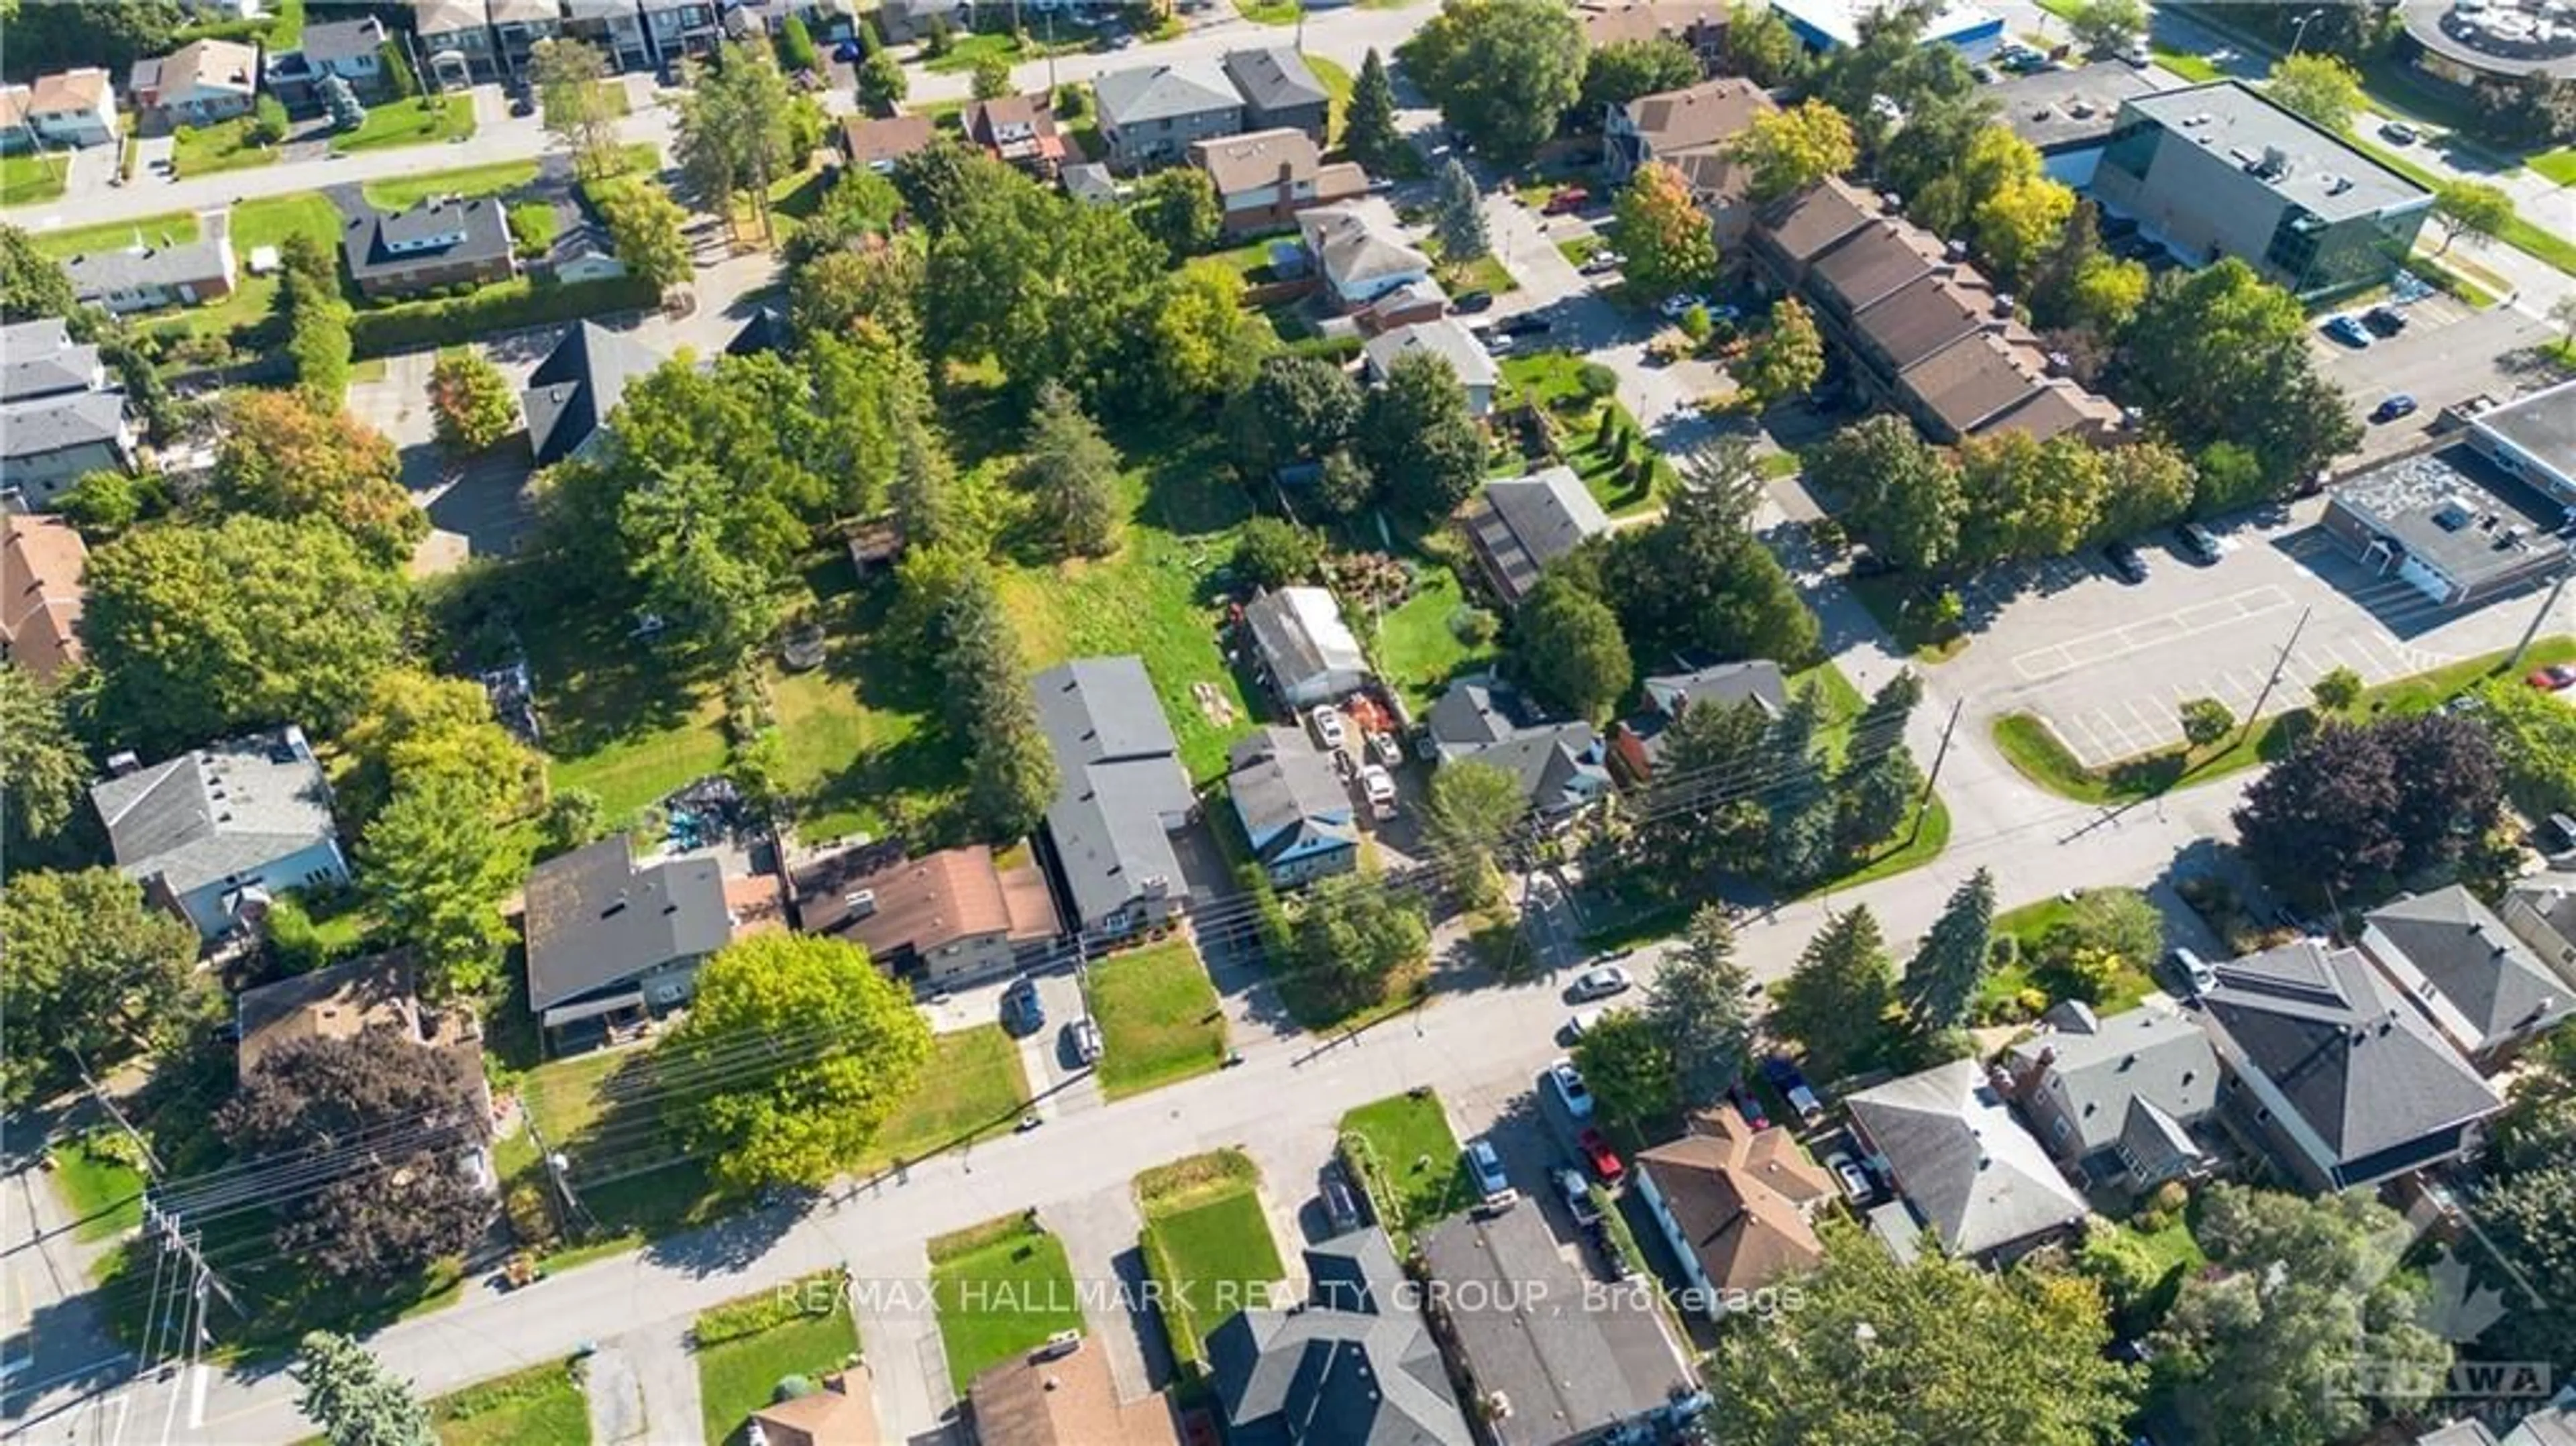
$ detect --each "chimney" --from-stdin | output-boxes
[106,750,142,777]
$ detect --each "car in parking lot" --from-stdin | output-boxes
[2371,393,2420,424]
[2363,304,2409,336]
[1824,1150,1874,1203]
[1548,1058,1596,1119]
[1577,1127,1625,1183]
[1467,1138,1515,1203]
[1067,1017,1104,1064]
[2102,540,2149,583]
[2322,314,2373,347]
[2529,664,2576,691]
[1450,288,1494,313]
[2176,521,2222,564]
[1568,964,1633,1001]
[2381,120,2420,144]
[1566,1006,1604,1040]
[1002,977,1045,1035]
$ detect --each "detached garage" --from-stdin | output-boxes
[1243,586,1369,708]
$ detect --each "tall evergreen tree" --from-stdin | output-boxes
[1772,905,1896,1081]
[1646,905,1756,1104]
[292,1332,435,1446]
[1902,868,1996,1034]
[1434,157,1488,261]
[1018,380,1123,559]
[940,566,1059,839]
[1845,671,1923,767]
[1344,49,1404,173]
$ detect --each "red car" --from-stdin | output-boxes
[2530,665,2576,691]
[1578,1127,1625,1184]
[1542,186,1591,215]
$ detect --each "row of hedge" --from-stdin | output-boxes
[350,274,660,358]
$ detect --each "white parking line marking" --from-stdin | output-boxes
[2010,585,2294,682]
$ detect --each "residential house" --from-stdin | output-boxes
[1607,660,1786,783]
[545,223,629,284]
[1032,657,1199,935]
[489,0,568,81]
[1353,275,1450,333]
[93,728,350,939]
[1845,1057,2089,1262]
[23,70,119,148]
[1189,128,1366,237]
[747,1369,882,1446]
[342,196,520,300]
[2002,999,2220,1188]
[1228,727,1358,889]
[272,17,392,106]
[0,89,28,154]
[641,0,724,66]
[967,1338,1180,1446]
[1208,1229,1473,1446]
[1242,585,1369,708]
[1362,318,1498,417]
[1221,46,1330,142]
[565,0,657,70]
[2194,938,2505,1193]
[522,832,733,1035]
[1419,1199,1700,1445]
[1426,675,1613,820]
[838,112,937,173]
[1748,176,2124,443]
[1297,204,1434,310]
[62,209,238,317]
[0,315,133,508]
[1461,466,1611,608]
[235,949,493,1135]
[522,320,669,465]
[789,841,1062,987]
[1061,162,1120,206]
[2363,885,2576,1068]
[412,0,502,85]
[1578,0,1731,73]
[875,0,967,45]
[1095,60,1245,170]
[960,93,1067,178]
[1603,78,1773,244]
[1,512,89,680]
[1635,1108,1833,1320]
[128,39,261,131]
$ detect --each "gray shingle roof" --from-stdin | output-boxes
[62,239,231,300]
[1222,46,1328,113]
[2366,885,2576,1054]
[1846,1058,2088,1258]
[1642,661,1786,720]
[1228,727,1355,865]
[2005,1000,2218,1158]
[1208,1229,1470,1446]
[2199,938,2503,1176]
[1425,675,1603,816]
[0,317,101,403]
[341,197,514,287]
[299,17,388,64]
[521,834,732,1012]
[1363,319,1497,394]
[1242,586,1365,696]
[92,731,339,902]
[1095,59,1242,127]
[1032,657,1195,928]
[1,389,125,461]
[521,321,669,465]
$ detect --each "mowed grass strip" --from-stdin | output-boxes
[857,1023,1032,1171]
[694,1271,859,1446]
[1089,940,1227,1099]
[928,1213,1084,1392]
[1136,1150,1285,1368]
[46,1135,146,1243]
[1337,1091,1468,1238]
[429,1361,590,1446]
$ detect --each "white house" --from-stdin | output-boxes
[92,728,351,939]
[1362,318,1498,417]
[24,70,119,148]
[1297,205,1433,310]
[1242,586,1370,708]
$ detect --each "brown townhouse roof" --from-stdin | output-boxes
[1903,331,2059,439]
[970,1340,1181,1446]
[749,1370,882,1446]
[28,69,110,114]
[1625,77,1772,157]
[1192,127,1320,194]
[1,512,87,680]
[794,844,1061,960]
[1313,160,1371,199]
[1636,1109,1831,1296]
[1858,271,2015,372]
[961,93,1065,166]
[1758,174,1878,264]
[1809,221,1944,315]
[1978,377,2127,442]
[1580,0,1730,48]
[839,113,937,169]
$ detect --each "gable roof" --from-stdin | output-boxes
[0,317,103,403]
[299,16,390,64]
[1363,318,1497,394]
[1228,727,1356,864]
[2198,938,2504,1182]
[1580,0,1731,48]
[839,113,936,170]
[1846,1058,2088,1258]
[0,388,125,461]
[1,512,89,680]
[1061,162,1119,204]
[1758,174,1878,263]
[1620,77,1772,177]
[1297,205,1432,294]
[791,842,1061,958]
[750,1370,883,1446]
[135,39,260,100]
[961,93,1065,166]
[1193,126,1322,195]
[522,321,667,465]
[1222,46,1329,113]
[1637,1109,1830,1296]
[410,0,490,38]
[1095,60,1242,127]
[1243,586,1366,692]
[341,196,514,285]
[2366,885,2576,1054]
[1643,660,1785,720]
[27,68,110,115]
[92,730,339,903]
[1464,466,1610,604]
[2004,999,2218,1158]
[1032,657,1196,926]
[1426,675,1605,814]
[62,237,233,302]
[969,1341,1178,1446]
[521,834,733,1013]
[1208,1229,1470,1446]
[235,948,482,1078]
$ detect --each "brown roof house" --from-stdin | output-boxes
[1189,128,1367,238]
[1603,78,1774,247]
[837,113,937,174]
[792,842,1062,988]
[1578,0,1732,73]
[967,1337,1180,1446]
[961,94,1068,178]
[747,1368,881,1446]
[128,38,260,132]
[1,506,89,681]
[1634,1107,1833,1320]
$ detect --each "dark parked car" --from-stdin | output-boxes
[1450,288,1495,313]
[2176,521,2222,564]
[2363,304,2409,336]
[1496,314,1553,337]
[2103,541,2149,583]
[2371,393,2420,424]
[1002,977,1044,1036]
[2380,120,2420,145]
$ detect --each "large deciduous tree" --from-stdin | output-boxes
[675,42,799,245]
[337,667,545,826]
[660,934,932,1190]
[2233,712,2502,908]
[1611,160,1717,302]
[1772,905,1896,1081]
[2123,262,2358,490]
[2431,179,2514,255]
[1398,0,1587,166]
[1422,757,1528,907]
[1731,99,1857,203]
[1228,353,1364,478]
[1515,573,1631,721]
[292,1332,437,1446]
[220,1033,494,1282]
[1579,38,1701,111]
[530,38,624,178]
[1705,1221,2137,1446]
[1285,872,1431,1015]
[0,663,90,847]
[598,180,695,294]
[428,349,517,457]
[362,771,515,1003]
[213,391,424,567]
[1572,1009,1678,1133]
[1132,168,1221,263]
[1,869,202,1106]
[1808,414,1960,572]
[1733,296,1825,408]
[0,225,80,324]
[2267,53,2366,131]
[2068,0,2145,52]
[924,162,1163,408]
[1358,349,1486,518]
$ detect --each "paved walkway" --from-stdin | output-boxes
[615,1323,702,1446]
[847,1237,953,1442]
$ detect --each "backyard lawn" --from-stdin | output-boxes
[1135,1150,1285,1369]
[694,1272,859,1446]
[1495,349,1668,516]
[1367,558,1497,714]
[1337,1091,1468,1240]
[364,159,542,211]
[335,94,476,154]
[429,1361,590,1446]
[1088,940,1227,1100]
[1,152,69,205]
[171,117,278,176]
[928,1213,1085,1392]
[46,1134,146,1242]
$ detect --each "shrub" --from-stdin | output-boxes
[694,1277,837,1347]
[1678,304,1713,343]
[1448,605,1498,647]
[778,13,818,70]
[1056,85,1087,118]
[2147,1180,2189,1216]
[1575,362,1617,400]
[504,1182,558,1246]
[1807,515,1846,555]
[1236,516,1324,588]
[248,95,290,146]
[922,15,953,55]
[347,275,659,357]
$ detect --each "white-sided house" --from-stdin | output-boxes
[2002,999,2220,1188]
[1846,1057,2088,1263]
[1362,318,1498,418]
[25,70,119,147]
[128,39,260,131]
[1242,585,1369,708]
[91,728,350,939]
[1297,204,1433,311]
[2365,885,2576,1070]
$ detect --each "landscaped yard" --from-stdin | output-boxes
[171,117,278,176]
[928,1213,1085,1392]
[335,93,476,154]
[46,1134,146,1242]
[1337,1091,1468,1241]
[1367,556,1497,714]
[1982,889,2161,1021]
[429,1361,590,1446]
[1088,940,1228,1099]
[1135,1150,1285,1369]
[693,1272,859,1446]
[31,193,341,347]
[364,159,543,211]
[1495,349,1668,516]
[1,152,69,205]
[920,30,1076,74]
[2534,148,2576,187]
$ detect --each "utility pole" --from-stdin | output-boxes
[1044,7,1059,98]
[1911,698,1963,846]
[2239,606,2313,742]
[2508,563,2572,670]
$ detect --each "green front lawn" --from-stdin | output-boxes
[1089,940,1228,1100]
[34,194,340,347]
[1237,0,1301,22]
[1368,558,1497,714]
[46,1134,146,1242]
[365,160,543,211]
[1496,350,1666,516]
[171,117,278,176]
[0,152,69,205]
[334,93,476,154]
[1982,890,2160,1021]
[508,201,560,257]
[1844,570,1970,663]
[1338,1091,1468,1240]
[2153,46,2223,82]
[694,1273,859,1446]
[33,210,203,259]
[2532,148,2576,186]
[1308,54,1352,148]
[928,1213,1085,1392]
[858,1023,1033,1172]
[429,1361,590,1446]
[1136,1151,1285,1369]
[920,30,1076,73]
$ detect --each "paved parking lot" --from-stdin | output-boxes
[2316,303,2563,465]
